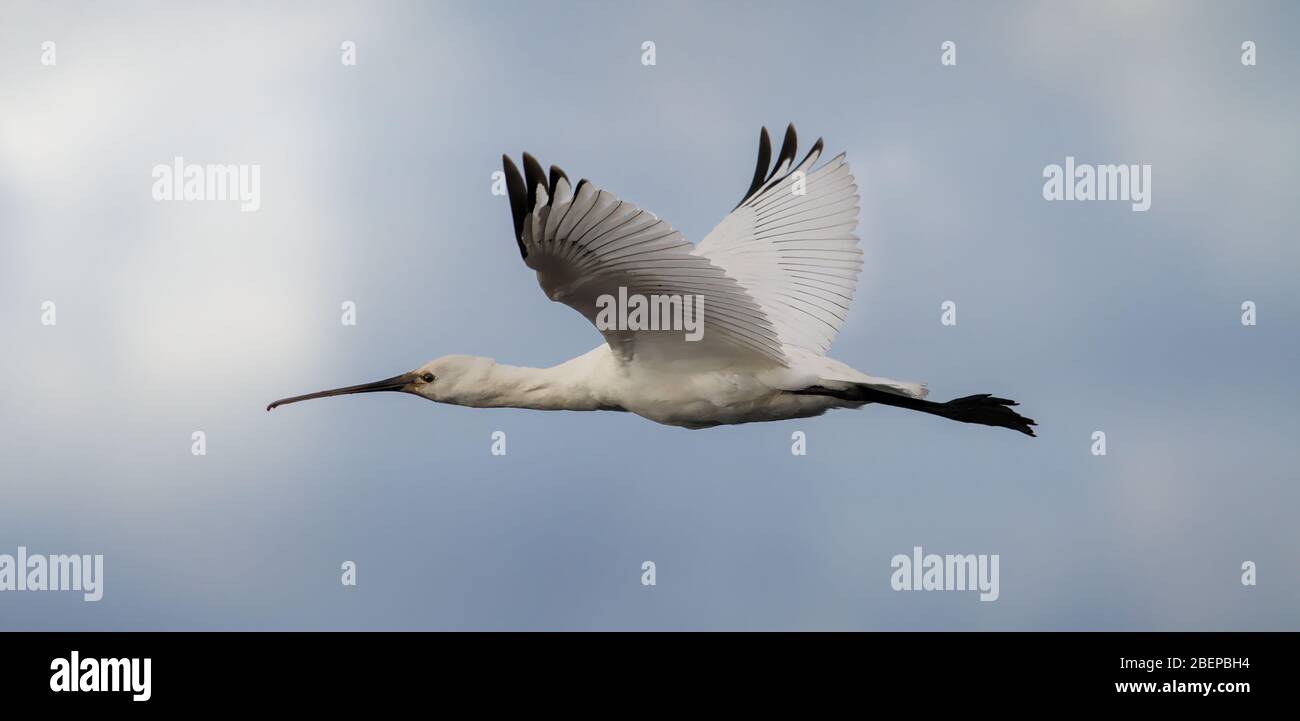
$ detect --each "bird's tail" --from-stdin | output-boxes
[792,384,1037,436]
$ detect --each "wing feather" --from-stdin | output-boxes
[694,125,863,357]
[504,154,788,367]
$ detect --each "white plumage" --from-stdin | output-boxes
[268,125,1035,436]
[695,133,862,359]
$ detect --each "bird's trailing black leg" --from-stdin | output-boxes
[791,385,1037,437]
[926,394,1037,436]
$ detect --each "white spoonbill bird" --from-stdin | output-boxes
[268,125,1035,435]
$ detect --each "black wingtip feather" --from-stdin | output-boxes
[521,152,547,214]
[767,123,798,181]
[502,155,528,254]
[548,164,568,205]
[737,126,772,209]
[798,137,825,168]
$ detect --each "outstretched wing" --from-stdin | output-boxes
[693,125,863,357]
[502,153,787,367]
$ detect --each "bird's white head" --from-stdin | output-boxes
[266,355,494,411]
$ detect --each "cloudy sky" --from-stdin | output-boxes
[1,1,1297,629]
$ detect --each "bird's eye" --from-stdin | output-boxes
[421,373,434,383]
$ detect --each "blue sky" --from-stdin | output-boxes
[1,1,1297,629]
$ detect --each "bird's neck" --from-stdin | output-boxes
[443,357,614,412]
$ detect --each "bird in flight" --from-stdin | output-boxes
[268,125,1035,435]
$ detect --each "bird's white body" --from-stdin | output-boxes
[268,125,1034,436]
[419,345,921,429]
